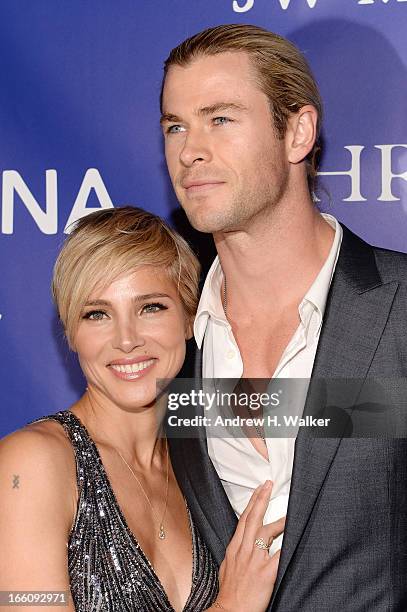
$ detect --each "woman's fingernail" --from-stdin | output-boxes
[263,480,272,490]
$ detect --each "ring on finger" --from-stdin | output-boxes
[254,537,271,551]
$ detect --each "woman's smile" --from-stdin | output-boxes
[108,357,157,380]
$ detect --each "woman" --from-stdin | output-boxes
[0,207,283,611]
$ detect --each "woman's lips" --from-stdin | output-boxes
[108,358,156,380]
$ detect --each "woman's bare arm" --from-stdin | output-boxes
[0,424,77,611]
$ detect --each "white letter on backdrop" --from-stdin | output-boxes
[233,0,254,12]
[278,0,318,9]
[375,145,407,202]
[64,168,114,233]
[2,170,57,234]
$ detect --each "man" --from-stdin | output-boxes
[160,24,407,610]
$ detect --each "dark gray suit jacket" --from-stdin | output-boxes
[169,226,407,611]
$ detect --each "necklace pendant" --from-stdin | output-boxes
[159,525,166,540]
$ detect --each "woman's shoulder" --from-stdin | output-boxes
[0,414,78,571]
[1,412,75,464]
[0,413,78,519]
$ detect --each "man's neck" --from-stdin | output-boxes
[214,201,335,320]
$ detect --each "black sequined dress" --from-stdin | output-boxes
[31,410,218,612]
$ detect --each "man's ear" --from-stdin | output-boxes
[286,105,318,164]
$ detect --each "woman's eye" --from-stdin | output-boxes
[142,302,168,314]
[213,116,231,126]
[82,310,107,321]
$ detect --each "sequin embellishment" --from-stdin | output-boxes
[30,411,219,611]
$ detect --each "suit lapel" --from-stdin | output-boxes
[271,227,398,602]
[179,435,237,564]
[171,339,237,565]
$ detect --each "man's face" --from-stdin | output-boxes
[161,51,290,234]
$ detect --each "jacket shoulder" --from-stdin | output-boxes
[371,245,407,282]
[340,224,407,283]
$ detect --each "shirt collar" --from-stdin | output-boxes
[194,213,343,348]
[194,255,227,348]
[299,213,342,335]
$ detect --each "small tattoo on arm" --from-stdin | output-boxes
[12,474,20,489]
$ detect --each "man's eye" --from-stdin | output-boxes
[166,124,186,134]
[213,116,231,126]
[142,302,168,314]
[82,310,108,321]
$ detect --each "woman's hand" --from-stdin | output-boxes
[210,481,285,612]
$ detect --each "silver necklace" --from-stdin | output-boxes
[244,403,266,442]
[223,277,266,443]
[222,274,227,316]
[236,379,266,442]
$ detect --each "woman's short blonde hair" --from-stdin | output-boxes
[52,206,200,348]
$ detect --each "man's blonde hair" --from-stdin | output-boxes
[162,23,322,190]
[52,206,200,348]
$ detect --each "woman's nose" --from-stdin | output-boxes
[111,319,146,353]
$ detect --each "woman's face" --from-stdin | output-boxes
[73,266,190,412]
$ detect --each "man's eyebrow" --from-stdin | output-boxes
[160,112,181,125]
[197,102,248,116]
[160,102,248,124]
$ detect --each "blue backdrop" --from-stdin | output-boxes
[1,0,407,437]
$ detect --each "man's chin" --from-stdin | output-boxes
[181,203,232,234]
[186,216,226,234]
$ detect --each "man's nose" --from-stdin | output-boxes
[179,129,212,167]
[111,319,146,353]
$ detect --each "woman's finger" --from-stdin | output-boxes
[228,481,272,549]
[241,480,273,546]
[255,515,286,549]
[242,481,271,519]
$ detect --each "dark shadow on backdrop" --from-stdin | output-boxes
[160,159,217,278]
[288,19,407,204]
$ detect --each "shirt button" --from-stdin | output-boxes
[227,350,235,359]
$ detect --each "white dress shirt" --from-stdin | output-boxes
[193,214,343,554]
